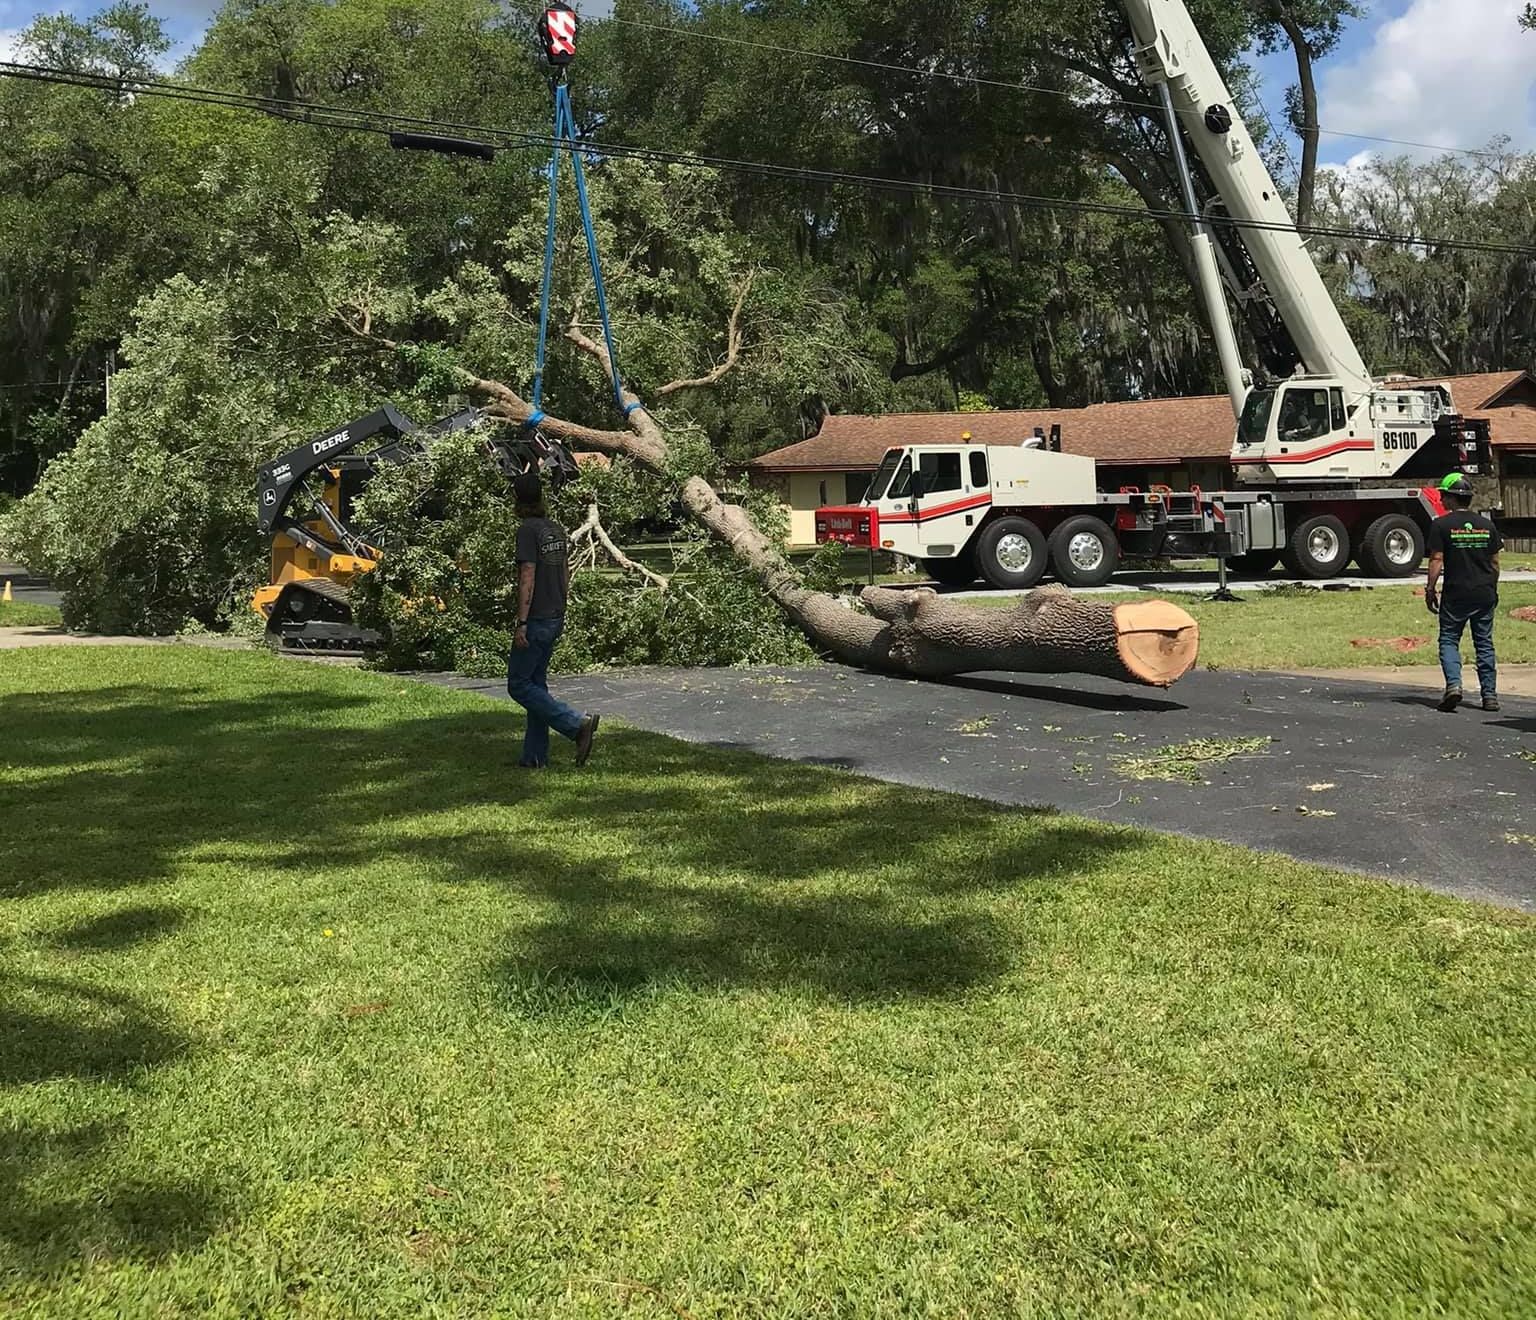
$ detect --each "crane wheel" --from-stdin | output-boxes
[977,517,1048,591]
[1281,514,1351,580]
[1357,513,1424,579]
[1049,515,1121,588]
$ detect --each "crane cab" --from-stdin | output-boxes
[1232,377,1490,485]
[1232,377,1371,482]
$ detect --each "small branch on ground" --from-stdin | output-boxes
[576,503,669,590]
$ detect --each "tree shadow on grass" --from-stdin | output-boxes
[0,1121,226,1279]
[0,667,1149,1272]
[0,676,1142,1007]
[0,972,187,1088]
[53,904,188,952]
[0,973,225,1276]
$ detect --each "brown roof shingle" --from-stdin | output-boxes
[749,370,1536,472]
[1447,370,1536,446]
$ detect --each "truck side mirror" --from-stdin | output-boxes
[909,472,926,500]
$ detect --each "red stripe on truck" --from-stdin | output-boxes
[1232,440,1375,466]
[882,493,993,525]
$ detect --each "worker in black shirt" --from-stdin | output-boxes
[1425,473,1502,714]
[507,472,600,768]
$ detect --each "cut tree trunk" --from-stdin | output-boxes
[855,586,1200,687]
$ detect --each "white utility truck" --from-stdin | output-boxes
[815,0,1492,589]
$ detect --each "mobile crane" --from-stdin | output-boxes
[815,0,1492,589]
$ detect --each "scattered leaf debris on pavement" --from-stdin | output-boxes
[1113,736,1273,785]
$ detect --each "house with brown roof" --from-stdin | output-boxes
[749,370,1536,549]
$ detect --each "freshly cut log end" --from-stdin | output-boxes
[830,584,1200,688]
[1112,601,1201,688]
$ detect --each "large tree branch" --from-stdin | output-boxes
[1274,6,1320,230]
[890,307,997,383]
[335,305,662,465]
[343,308,1200,688]
[656,271,755,397]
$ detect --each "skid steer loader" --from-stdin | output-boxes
[252,404,578,650]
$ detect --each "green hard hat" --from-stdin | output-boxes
[1440,472,1473,492]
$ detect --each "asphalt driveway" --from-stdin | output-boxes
[430,664,1536,911]
[0,562,61,609]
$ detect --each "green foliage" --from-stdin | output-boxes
[0,4,177,492]
[2,278,290,633]
[346,429,522,674]
[557,551,816,674]
[349,430,814,677]
[1315,149,1536,376]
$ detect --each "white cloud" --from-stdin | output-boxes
[1,27,22,63]
[1318,0,1536,156]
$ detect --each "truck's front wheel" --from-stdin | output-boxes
[1049,515,1121,588]
[1282,514,1351,579]
[977,517,1048,590]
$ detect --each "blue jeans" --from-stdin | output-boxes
[1438,600,1497,698]
[506,616,585,766]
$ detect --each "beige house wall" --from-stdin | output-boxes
[786,471,851,547]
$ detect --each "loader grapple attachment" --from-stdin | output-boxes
[254,403,579,652]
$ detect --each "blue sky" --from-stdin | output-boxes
[1251,0,1536,165]
[3,0,1531,165]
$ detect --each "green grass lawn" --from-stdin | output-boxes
[0,600,62,628]
[5,647,1536,1317]
[973,581,1536,671]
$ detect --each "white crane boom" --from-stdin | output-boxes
[1122,0,1372,400]
[1117,0,1484,485]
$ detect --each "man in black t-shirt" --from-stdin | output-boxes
[506,472,599,768]
[1426,474,1502,714]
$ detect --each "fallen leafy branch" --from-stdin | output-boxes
[338,301,1200,688]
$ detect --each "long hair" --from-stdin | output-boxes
[515,496,548,519]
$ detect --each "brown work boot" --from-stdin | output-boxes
[1438,685,1463,713]
[1482,695,1501,713]
[575,713,600,767]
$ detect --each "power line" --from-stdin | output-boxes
[3,61,1533,259]
[599,14,1512,162]
[0,379,104,391]
[0,60,551,152]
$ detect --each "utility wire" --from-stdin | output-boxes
[0,379,105,391]
[599,14,1512,162]
[3,61,1534,258]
